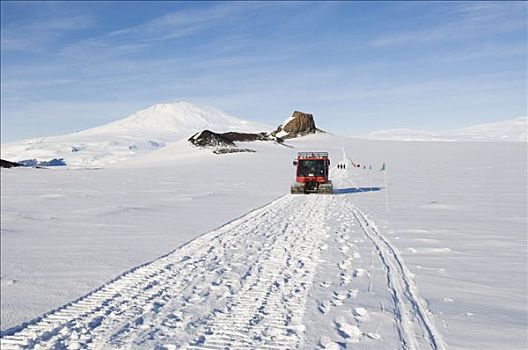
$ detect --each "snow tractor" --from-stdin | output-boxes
[291,152,333,194]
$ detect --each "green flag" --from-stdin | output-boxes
[380,162,386,171]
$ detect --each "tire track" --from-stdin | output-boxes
[188,195,330,349]
[0,196,293,349]
[1,193,445,350]
[0,195,330,349]
[351,204,446,350]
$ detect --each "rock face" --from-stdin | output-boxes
[213,148,256,155]
[188,130,281,155]
[188,130,236,148]
[18,159,38,167]
[221,132,271,143]
[272,111,321,139]
[36,158,67,167]
[3,158,66,167]
[0,159,20,168]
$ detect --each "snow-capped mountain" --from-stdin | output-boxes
[364,117,527,142]
[1,102,271,167]
[79,102,269,137]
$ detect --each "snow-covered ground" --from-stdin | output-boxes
[0,102,271,168]
[2,129,526,349]
[364,116,527,142]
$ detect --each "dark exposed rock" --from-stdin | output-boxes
[37,158,67,167]
[188,129,286,155]
[284,111,317,134]
[190,130,278,145]
[3,158,67,168]
[18,159,38,167]
[0,159,21,168]
[271,111,322,139]
[213,148,256,154]
[221,132,271,142]
[188,130,236,148]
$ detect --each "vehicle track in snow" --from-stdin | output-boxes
[1,194,445,350]
[1,195,331,349]
[350,203,446,350]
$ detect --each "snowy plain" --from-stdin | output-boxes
[1,104,527,349]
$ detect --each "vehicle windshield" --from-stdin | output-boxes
[298,160,325,177]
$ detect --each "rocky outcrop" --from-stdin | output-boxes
[221,132,271,143]
[188,130,282,154]
[18,159,38,167]
[188,130,236,148]
[271,111,322,139]
[0,159,21,168]
[36,158,66,167]
[213,148,256,155]
[3,158,67,167]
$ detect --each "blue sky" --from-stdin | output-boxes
[1,1,526,142]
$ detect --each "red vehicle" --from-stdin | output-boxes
[291,152,333,194]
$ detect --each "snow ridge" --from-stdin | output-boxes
[81,102,269,136]
[364,117,527,142]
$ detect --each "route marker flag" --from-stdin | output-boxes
[380,162,386,171]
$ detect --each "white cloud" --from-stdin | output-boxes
[58,3,267,60]
[370,2,526,47]
[1,15,94,52]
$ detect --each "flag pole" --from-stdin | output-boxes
[384,166,389,212]
[380,162,389,212]
[369,165,373,192]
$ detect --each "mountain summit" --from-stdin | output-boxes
[81,101,270,137]
[1,102,270,167]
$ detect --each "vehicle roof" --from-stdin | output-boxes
[297,152,328,159]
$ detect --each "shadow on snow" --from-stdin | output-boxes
[332,187,382,194]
